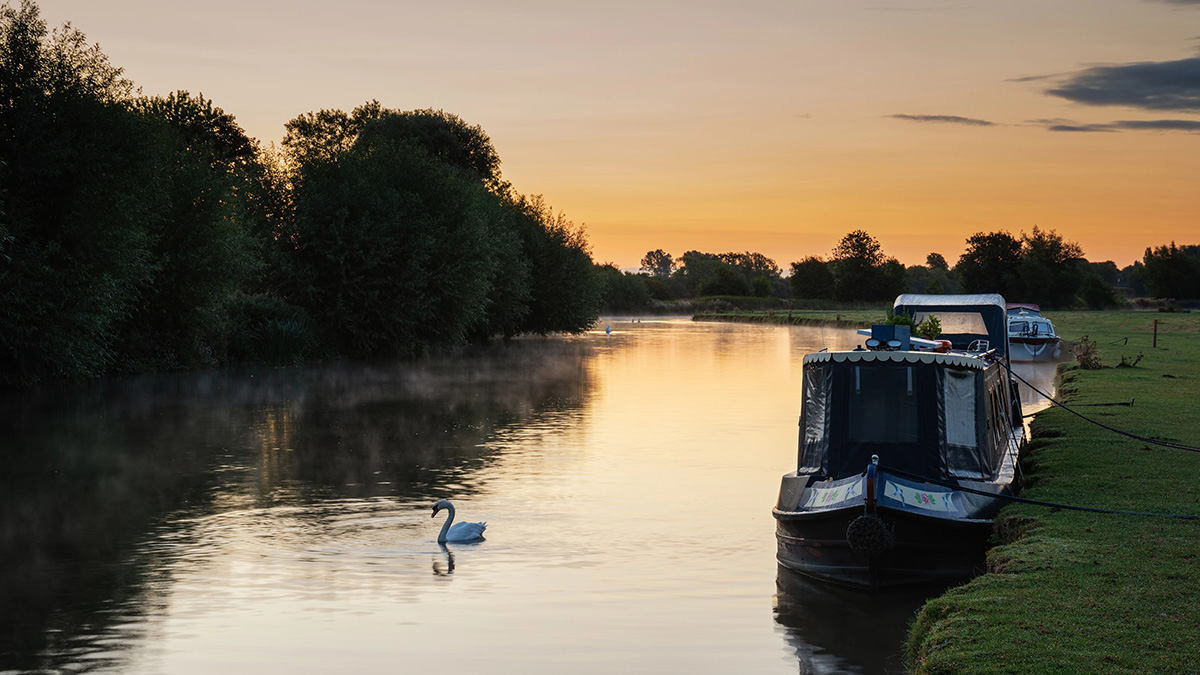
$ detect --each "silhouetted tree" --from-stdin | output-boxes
[789,256,834,299]
[640,249,675,278]
[926,252,949,271]
[596,263,651,311]
[956,231,1022,297]
[1143,243,1200,299]
[829,230,901,301]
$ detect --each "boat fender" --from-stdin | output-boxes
[846,514,895,556]
[849,455,895,556]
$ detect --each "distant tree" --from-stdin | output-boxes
[640,249,675,278]
[1142,242,1200,299]
[789,256,834,299]
[1089,260,1119,286]
[1013,226,1086,308]
[596,263,651,312]
[926,252,949,271]
[645,277,675,301]
[718,251,781,278]
[829,230,898,301]
[1118,261,1146,297]
[698,264,751,297]
[956,231,1022,297]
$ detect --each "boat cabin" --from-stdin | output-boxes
[797,350,1017,483]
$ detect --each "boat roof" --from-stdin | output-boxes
[804,350,988,370]
[894,293,1006,311]
[892,293,1008,359]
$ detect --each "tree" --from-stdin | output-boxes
[829,230,898,301]
[640,249,674,278]
[956,231,1022,297]
[0,1,167,383]
[356,107,504,193]
[789,256,834,299]
[117,91,261,367]
[504,194,600,334]
[926,252,949,271]
[280,131,499,356]
[1012,226,1086,308]
[596,263,651,312]
[1143,242,1200,299]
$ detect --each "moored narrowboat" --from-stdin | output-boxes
[773,294,1023,590]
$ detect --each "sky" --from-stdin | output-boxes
[35,0,1200,270]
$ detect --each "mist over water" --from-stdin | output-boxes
[0,321,1057,674]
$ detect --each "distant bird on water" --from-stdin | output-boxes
[431,499,487,543]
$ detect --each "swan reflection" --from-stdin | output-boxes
[432,544,455,576]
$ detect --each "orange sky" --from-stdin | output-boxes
[40,0,1200,269]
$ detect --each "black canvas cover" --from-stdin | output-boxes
[797,352,1002,482]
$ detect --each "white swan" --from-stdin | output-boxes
[431,499,487,543]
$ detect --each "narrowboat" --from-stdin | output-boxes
[773,294,1023,590]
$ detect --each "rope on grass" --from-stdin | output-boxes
[878,464,1200,521]
[998,357,1200,454]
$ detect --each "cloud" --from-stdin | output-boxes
[888,114,996,126]
[1046,56,1200,112]
[1039,118,1200,133]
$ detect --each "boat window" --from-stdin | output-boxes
[943,368,976,447]
[802,365,827,445]
[915,311,988,336]
[848,365,918,443]
[1010,321,1029,335]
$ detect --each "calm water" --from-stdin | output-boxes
[0,320,1055,674]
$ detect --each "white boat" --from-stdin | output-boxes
[1006,303,1061,361]
[773,294,1024,590]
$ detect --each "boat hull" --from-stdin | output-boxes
[774,504,993,590]
[1008,336,1061,361]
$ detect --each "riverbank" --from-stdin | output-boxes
[692,309,879,329]
[906,310,1200,674]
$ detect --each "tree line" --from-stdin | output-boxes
[596,228,1199,313]
[0,1,601,386]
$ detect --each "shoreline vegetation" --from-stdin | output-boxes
[702,309,1200,674]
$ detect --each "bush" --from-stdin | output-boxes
[222,294,319,364]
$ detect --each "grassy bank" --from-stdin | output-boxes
[692,308,882,328]
[906,310,1200,674]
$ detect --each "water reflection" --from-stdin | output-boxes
[432,544,455,576]
[0,341,592,674]
[0,322,1061,675]
[774,568,952,674]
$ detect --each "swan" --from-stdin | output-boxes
[431,499,486,543]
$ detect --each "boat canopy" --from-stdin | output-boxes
[893,293,1007,359]
[798,351,1013,482]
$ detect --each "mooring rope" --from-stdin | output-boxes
[878,464,1199,521]
[996,356,1200,454]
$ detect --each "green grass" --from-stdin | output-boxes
[693,308,883,328]
[905,310,1200,674]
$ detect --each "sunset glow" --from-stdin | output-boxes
[41,0,1200,269]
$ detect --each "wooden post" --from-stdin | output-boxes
[1153,319,1158,348]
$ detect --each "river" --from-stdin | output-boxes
[0,319,1056,674]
